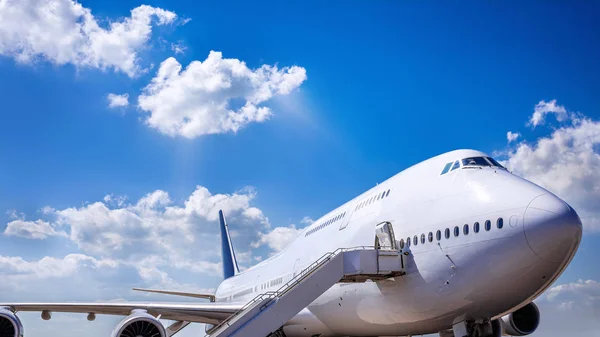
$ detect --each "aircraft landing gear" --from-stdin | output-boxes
[452,319,501,337]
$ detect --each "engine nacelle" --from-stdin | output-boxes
[111,310,166,337]
[500,302,540,336]
[0,307,24,337]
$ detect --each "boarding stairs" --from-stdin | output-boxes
[206,245,406,337]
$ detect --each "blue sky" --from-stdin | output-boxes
[0,1,599,336]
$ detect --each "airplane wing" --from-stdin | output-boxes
[0,301,243,324]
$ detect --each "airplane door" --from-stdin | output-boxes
[293,258,301,277]
[339,202,358,230]
[375,221,398,250]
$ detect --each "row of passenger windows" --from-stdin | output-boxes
[440,156,505,175]
[355,189,391,212]
[305,211,347,237]
[305,188,392,238]
[232,287,254,299]
[399,218,504,249]
[231,274,292,300]
[260,276,284,290]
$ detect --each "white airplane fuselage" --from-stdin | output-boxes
[214,149,582,336]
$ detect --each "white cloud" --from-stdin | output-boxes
[0,254,118,280]
[0,1,177,77]
[5,209,21,220]
[6,186,269,271]
[506,131,520,143]
[301,216,314,225]
[171,42,187,55]
[103,194,127,207]
[252,225,303,252]
[137,51,307,138]
[528,99,569,127]
[546,279,600,305]
[4,219,66,240]
[107,93,129,108]
[505,114,600,231]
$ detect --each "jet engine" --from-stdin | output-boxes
[111,310,166,337]
[500,302,540,336]
[0,307,24,337]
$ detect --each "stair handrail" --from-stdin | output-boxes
[206,246,378,336]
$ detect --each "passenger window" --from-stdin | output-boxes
[421,234,425,244]
[474,222,480,233]
[436,230,441,241]
[407,237,411,247]
[497,218,504,229]
[413,235,418,246]
[451,161,460,171]
[428,232,433,242]
[399,239,405,249]
[386,189,391,197]
[485,220,491,231]
[463,224,469,235]
[445,228,450,239]
[441,162,453,175]
[454,226,460,237]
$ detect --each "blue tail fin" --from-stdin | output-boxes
[219,210,240,279]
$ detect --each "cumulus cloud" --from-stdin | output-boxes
[0,254,118,281]
[528,99,569,127]
[137,51,307,138]
[505,112,600,231]
[5,187,269,271]
[107,93,129,108]
[506,131,520,143]
[546,279,600,306]
[4,219,66,240]
[0,0,177,77]
[252,225,303,252]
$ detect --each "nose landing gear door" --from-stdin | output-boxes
[375,221,398,250]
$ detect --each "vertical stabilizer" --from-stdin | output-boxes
[219,210,240,279]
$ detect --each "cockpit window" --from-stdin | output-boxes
[440,162,453,175]
[450,160,460,171]
[461,157,491,167]
[486,157,505,169]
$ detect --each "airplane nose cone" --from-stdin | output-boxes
[524,194,582,263]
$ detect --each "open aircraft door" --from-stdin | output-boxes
[375,221,398,250]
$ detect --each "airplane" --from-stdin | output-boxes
[0,149,582,337]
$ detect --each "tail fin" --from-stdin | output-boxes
[219,210,240,279]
